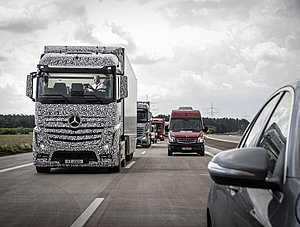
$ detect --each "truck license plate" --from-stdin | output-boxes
[182,147,192,151]
[65,159,83,164]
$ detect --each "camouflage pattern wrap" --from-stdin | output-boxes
[33,102,122,167]
[43,46,125,74]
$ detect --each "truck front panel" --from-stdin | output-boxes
[33,102,121,167]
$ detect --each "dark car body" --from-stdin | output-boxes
[207,80,300,227]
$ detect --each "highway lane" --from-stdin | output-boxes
[0,140,218,227]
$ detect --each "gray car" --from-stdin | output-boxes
[207,79,300,226]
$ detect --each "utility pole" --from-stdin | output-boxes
[206,102,218,118]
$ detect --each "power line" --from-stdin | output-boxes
[205,102,219,118]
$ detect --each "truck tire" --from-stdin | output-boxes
[36,167,51,173]
[168,148,172,156]
[121,157,127,167]
[110,165,121,172]
[147,137,151,148]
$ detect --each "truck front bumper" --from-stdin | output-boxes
[136,135,150,146]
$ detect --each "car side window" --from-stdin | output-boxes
[243,94,281,148]
[258,92,292,177]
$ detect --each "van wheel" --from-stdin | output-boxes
[198,150,205,156]
[36,167,51,173]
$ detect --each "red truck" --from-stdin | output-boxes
[168,108,207,156]
[152,118,165,141]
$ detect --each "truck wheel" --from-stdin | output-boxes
[110,164,121,172]
[121,157,127,167]
[36,167,51,173]
[147,138,151,148]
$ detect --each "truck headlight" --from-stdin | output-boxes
[40,143,45,151]
[103,143,110,151]
[169,136,175,143]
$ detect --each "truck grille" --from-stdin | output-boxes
[176,137,197,144]
[45,128,103,142]
[137,126,144,137]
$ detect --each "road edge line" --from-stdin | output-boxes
[0,163,33,173]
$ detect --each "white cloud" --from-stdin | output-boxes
[242,42,288,62]
[0,0,299,119]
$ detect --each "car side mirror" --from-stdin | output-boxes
[26,73,36,102]
[120,75,128,99]
[208,147,280,190]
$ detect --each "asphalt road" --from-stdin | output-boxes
[0,139,234,227]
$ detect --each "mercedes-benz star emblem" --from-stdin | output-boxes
[69,116,81,128]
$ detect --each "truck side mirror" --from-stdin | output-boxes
[120,75,128,99]
[26,73,36,102]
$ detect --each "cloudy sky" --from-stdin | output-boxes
[0,0,300,120]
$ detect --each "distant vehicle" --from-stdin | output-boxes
[137,101,152,148]
[26,46,137,173]
[152,118,165,141]
[165,122,169,137]
[168,108,207,156]
[207,80,300,227]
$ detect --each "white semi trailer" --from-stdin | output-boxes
[26,46,137,173]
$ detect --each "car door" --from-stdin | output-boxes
[227,90,293,226]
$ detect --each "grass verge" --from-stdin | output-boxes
[0,134,33,156]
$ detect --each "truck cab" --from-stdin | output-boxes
[136,101,152,148]
[152,118,165,141]
[26,46,137,173]
[168,108,207,156]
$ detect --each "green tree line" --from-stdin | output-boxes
[154,114,249,134]
[0,114,35,128]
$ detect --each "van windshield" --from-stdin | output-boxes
[170,118,202,131]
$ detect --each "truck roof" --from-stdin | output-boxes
[171,110,201,118]
[137,101,150,109]
[39,46,125,75]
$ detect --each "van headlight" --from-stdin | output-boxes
[197,136,204,143]
[169,136,175,143]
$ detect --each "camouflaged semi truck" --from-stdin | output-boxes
[26,46,137,173]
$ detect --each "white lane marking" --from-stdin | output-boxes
[0,163,33,173]
[141,151,147,155]
[205,151,215,157]
[125,161,136,169]
[70,198,104,227]
[206,135,239,144]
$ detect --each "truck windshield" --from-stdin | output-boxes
[137,109,149,123]
[37,73,114,104]
[170,118,202,131]
[153,122,163,129]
